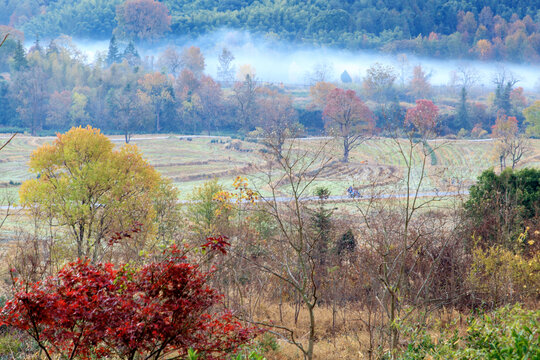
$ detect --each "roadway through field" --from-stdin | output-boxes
[0,190,469,210]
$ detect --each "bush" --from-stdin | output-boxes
[400,305,540,359]
[467,243,540,307]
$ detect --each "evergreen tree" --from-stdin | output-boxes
[122,41,140,67]
[340,70,352,83]
[456,87,470,130]
[46,40,59,56]
[106,35,121,66]
[311,187,333,265]
[336,229,356,255]
[29,35,43,54]
[12,40,28,71]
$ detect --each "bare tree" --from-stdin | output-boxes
[241,138,333,360]
[353,132,462,357]
[217,47,235,86]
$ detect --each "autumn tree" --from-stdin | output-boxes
[181,46,205,78]
[19,126,163,261]
[408,65,432,99]
[523,100,540,137]
[197,75,223,134]
[122,41,140,67]
[323,88,374,162]
[107,83,149,143]
[69,91,90,126]
[138,72,173,132]
[252,88,300,154]
[305,62,334,85]
[309,81,336,110]
[492,114,528,171]
[1,244,257,360]
[245,138,333,360]
[404,99,439,137]
[363,63,396,103]
[115,0,171,41]
[10,64,48,135]
[233,73,259,131]
[157,45,181,76]
[46,90,71,128]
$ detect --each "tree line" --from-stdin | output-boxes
[2,0,540,62]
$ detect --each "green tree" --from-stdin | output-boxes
[122,41,140,67]
[464,168,540,249]
[106,35,121,66]
[12,40,28,71]
[523,100,540,137]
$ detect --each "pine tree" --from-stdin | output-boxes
[29,35,43,54]
[341,70,352,83]
[46,40,59,56]
[123,41,140,67]
[12,40,28,71]
[106,35,121,66]
[311,187,333,265]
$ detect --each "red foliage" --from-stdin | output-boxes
[202,236,231,255]
[404,99,439,136]
[323,88,373,131]
[1,244,257,360]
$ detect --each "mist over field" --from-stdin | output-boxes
[61,30,540,90]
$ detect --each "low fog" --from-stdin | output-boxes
[57,29,540,90]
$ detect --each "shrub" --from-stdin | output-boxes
[400,305,540,359]
[0,244,258,360]
[467,243,540,306]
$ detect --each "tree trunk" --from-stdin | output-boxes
[342,137,350,163]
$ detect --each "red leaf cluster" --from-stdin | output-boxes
[107,221,143,246]
[1,252,257,359]
[404,99,439,135]
[202,236,231,255]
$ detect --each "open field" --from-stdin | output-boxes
[0,135,538,202]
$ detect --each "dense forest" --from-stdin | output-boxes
[1,0,540,61]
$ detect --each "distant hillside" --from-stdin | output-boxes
[3,0,540,61]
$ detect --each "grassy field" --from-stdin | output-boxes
[0,134,538,202]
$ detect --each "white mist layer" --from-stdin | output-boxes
[36,30,540,90]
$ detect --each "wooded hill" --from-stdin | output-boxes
[2,0,540,61]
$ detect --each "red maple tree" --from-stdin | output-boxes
[323,88,374,162]
[404,99,439,136]
[1,239,257,360]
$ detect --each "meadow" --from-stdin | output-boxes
[0,134,538,202]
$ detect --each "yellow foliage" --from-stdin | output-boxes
[468,244,540,304]
[20,126,164,261]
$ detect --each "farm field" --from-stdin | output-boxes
[0,134,538,202]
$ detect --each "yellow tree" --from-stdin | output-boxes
[138,72,173,132]
[20,126,164,261]
[492,115,528,171]
[309,81,336,110]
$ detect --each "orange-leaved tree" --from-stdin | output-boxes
[115,0,171,41]
[404,99,439,137]
[323,88,373,163]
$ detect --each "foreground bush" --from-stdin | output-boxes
[401,305,540,359]
[0,241,257,360]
